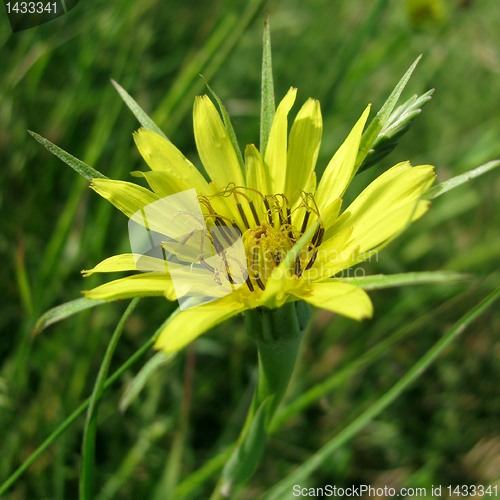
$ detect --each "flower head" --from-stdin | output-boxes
[83,87,435,353]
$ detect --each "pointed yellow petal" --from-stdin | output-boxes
[294,281,373,320]
[193,95,245,188]
[131,170,185,198]
[328,162,435,253]
[82,254,169,277]
[154,294,247,353]
[264,87,297,194]
[245,144,271,209]
[134,129,210,195]
[91,179,159,218]
[84,274,176,301]
[285,98,322,206]
[316,105,370,211]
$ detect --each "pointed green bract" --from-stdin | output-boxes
[425,159,500,199]
[358,88,434,173]
[260,12,275,158]
[355,55,422,170]
[111,79,168,139]
[28,131,107,182]
[338,271,469,290]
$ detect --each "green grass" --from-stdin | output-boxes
[1,0,500,498]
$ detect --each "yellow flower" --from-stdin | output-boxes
[82,88,436,353]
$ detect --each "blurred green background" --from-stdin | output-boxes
[1,0,500,498]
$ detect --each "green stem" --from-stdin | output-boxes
[212,302,310,498]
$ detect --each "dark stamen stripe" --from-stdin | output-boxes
[214,217,234,246]
[245,276,254,292]
[286,208,291,225]
[255,276,265,290]
[237,203,250,230]
[263,199,273,226]
[249,201,260,225]
[305,249,317,271]
[316,227,324,246]
[301,211,311,234]
[295,257,302,277]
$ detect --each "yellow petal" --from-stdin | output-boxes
[264,87,297,194]
[193,95,245,188]
[293,281,373,320]
[154,294,247,353]
[285,98,322,206]
[131,170,187,198]
[84,274,176,301]
[315,105,370,211]
[82,254,169,277]
[327,162,435,253]
[91,179,159,218]
[245,144,271,209]
[134,129,210,195]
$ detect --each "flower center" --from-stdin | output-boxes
[198,185,324,293]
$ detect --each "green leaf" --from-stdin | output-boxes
[263,286,500,500]
[110,79,168,139]
[260,11,275,158]
[28,131,108,182]
[32,297,108,339]
[425,159,500,199]
[355,55,422,171]
[119,351,176,413]
[201,76,245,174]
[221,398,272,495]
[80,298,140,500]
[337,271,469,290]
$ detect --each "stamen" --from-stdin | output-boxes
[263,198,273,226]
[301,211,311,234]
[305,249,317,271]
[249,200,260,225]
[255,277,266,290]
[236,203,250,229]
[245,276,254,292]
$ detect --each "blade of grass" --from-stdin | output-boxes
[0,308,181,497]
[161,0,266,137]
[263,286,500,500]
[425,159,500,199]
[260,11,274,158]
[80,298,140,500]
